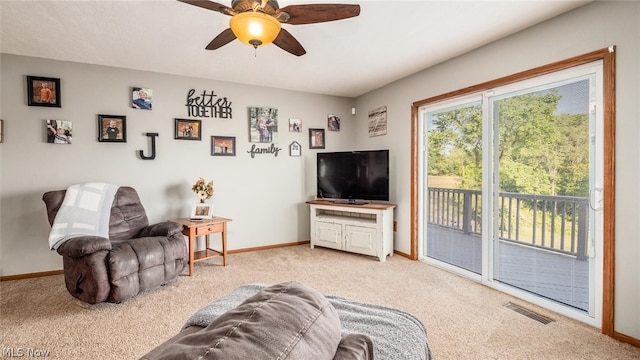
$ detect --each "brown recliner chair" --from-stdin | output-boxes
[42,186,187,304]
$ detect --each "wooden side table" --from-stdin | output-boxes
[171,217,233,276]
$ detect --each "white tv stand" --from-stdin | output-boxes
[306,200,396,262]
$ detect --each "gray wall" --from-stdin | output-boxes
[354,0,639,340]
[0,55,354,276]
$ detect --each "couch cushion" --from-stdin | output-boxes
[147,281,342,360]
[333,334,374,360]
[109,186,149,240]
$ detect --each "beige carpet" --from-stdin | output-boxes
[1,245,638,359]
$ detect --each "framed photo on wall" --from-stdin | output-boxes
[309,128,325,149]
[249,106,278,143]
[131,87,152,110]
[45,120,72,144]
[175,119,201,140]
[98,114,127,142]
[27,76,61,107]
[211,136,236,156]
[328,114,341,131]
[289,118,302,132]
[0,119,3,143]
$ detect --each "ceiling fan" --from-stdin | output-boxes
[178,0,361,56]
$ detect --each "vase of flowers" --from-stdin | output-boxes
[192,177,214,203]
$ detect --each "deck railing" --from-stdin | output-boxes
[427,187,589,260]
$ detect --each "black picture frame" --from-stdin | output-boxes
[309,128,325,149]
[27,76,61,107]
[175,119,202,140]
[211,136,236,156]
[98,115,127,142]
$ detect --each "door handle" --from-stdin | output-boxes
[589,186,603,211]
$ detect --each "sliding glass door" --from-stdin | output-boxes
[421,62,603,323]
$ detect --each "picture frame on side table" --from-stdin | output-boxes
[190,203,212,220]
[309,128,325,149]
[211,136,236,156]
[27,76,61,107]
[175,119,202,140]
[98,115,127,142]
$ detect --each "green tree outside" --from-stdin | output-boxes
[427,90,589,198]
[427,89,590,252]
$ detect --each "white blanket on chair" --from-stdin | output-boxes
[48,183,119,250]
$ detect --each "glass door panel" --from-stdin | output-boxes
[491,77,596,312]
[425,100,483,274]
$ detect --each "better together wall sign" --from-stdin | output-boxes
[185,89,233,118]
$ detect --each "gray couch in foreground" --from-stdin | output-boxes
[141,281,432,360]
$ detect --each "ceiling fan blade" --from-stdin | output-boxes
[272,29,306,56]
[177,0,234,15]
[278,4,360,25]
[206,28,237,50]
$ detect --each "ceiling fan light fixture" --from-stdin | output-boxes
[230,11,281,48]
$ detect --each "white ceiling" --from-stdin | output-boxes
[0,0,591,98]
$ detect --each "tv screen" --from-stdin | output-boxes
[317,150,389,203]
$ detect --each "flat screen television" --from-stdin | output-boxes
[316,150,389,204]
